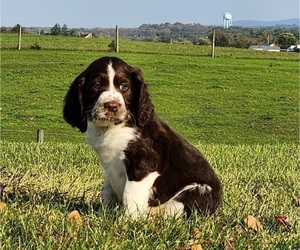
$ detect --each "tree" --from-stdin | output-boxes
[11,24,26,33]
[61,24,69,36]
[260,31,269,44]
[209,29,230,47]
[278,33,297,49]
[1,27,9,33]
[51,23,62,35]
[231,35,249,48]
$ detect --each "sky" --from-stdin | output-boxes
[1,0,299,28]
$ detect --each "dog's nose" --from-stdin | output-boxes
[104,101,120,112]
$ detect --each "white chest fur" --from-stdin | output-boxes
[86,122,137,201]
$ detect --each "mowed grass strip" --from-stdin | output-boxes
[0,142,299,249]
[1,35,299,144]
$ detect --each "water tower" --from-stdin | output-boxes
[223,12,232,29]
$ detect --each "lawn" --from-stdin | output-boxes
[1,142,299,249]
[1,34,299,144]
[0,34,299,249]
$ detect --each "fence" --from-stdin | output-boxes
[1,33,214,57]
[1,129,84,143]
[6,25,120,53]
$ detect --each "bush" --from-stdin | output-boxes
[30,42,41,50]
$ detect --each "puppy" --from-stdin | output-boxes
[63,56,222,217]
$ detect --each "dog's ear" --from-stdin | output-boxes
[131,67,154,127]
[63,73,87,132]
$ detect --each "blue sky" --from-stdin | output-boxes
[1,0,299,28]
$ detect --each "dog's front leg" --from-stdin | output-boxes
[123,171,160,218]
[101,177,119,208]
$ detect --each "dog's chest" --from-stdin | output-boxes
[86,123,136,196]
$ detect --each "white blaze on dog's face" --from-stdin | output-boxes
[91,63,129,127]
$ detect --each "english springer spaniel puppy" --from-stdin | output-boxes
[63,56,222,218]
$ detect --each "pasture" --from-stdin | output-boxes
[1,34,299,249]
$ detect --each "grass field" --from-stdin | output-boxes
[1,34,299,144]
[1,142,299,249]
[1,34,300,249]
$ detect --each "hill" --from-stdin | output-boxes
[234,18,300,27]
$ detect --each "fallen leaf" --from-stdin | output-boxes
[67,210,82,225]
[244,215,263,232]
[275,215,291,231]
[224,237,236,250]
[193,227,201,238]
[191,243,203,250]
[236,226,244,235]
[0,202,7,212]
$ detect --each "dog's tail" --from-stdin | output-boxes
[174,182,222,215]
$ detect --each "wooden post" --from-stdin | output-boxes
[37,129,44,143]
[17,25,22,50]
[211,29,215,58]
[115,25,119,53]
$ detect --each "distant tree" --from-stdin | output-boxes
[209,29,230,47]
[231,35,249,48]
[61,24,69,36]
[11,24,26,33]
[188,34,200,45]
[198,37,210,46]
[260,31,270,44]
[51,23,61,35]
[1,27,9,33]
[278,33,297,49]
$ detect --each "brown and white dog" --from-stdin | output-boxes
[63,56,222,218]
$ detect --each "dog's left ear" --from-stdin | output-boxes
[131,67,154,127]
[63,73,87,132]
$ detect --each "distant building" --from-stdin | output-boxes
[249,44,280,52]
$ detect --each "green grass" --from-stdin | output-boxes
[1,34,299,144]
[1,34,300,249]
[1,141,299,249]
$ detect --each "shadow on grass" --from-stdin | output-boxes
[0,170,119,217]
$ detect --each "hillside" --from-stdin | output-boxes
[234,18,300,27]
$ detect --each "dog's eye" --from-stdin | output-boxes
[94,82,101,89]
[120,83,129,91]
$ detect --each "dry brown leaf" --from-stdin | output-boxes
[193,227,201,238]
[0,202,7,212]
[224,237,236,250]
[244,215,263,232]
[68,210,82,225]
[191,243,203,250]
[236,226,244,235]
[275,215,291,231]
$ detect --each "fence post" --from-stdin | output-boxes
[115,25,119,53]
[17,25,22,50]
[37,129,44,143]
[211,29,215,58]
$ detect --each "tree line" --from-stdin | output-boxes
[2,22,299,49]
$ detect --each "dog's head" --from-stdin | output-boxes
[63,57,154,132]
